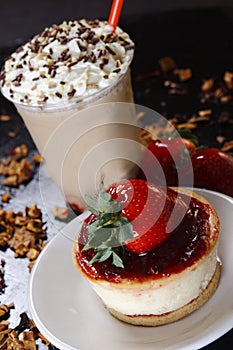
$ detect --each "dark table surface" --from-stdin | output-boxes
[0,6,232,350]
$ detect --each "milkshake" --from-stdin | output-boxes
[0,19,139,210]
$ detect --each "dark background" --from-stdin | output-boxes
[1,0,233,46]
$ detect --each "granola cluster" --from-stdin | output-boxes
[200,71,233,104]
[0,204,47,270]
[0,306,51,349]
[0,144,42,187]
[137,56,233,151]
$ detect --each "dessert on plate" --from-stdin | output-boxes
[73,179,221,326]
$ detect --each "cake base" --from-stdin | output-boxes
[107,262,221,326]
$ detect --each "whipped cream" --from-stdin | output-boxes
[0,19,134,106]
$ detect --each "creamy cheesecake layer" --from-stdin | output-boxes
[87,246,218,316]
[74,187,220,320]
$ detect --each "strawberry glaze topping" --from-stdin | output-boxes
[76,183,213,283]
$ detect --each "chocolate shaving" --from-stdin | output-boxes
[55,92,62,98]
[67,89,76,99]
[99,57,109,70]
[68,60,79,68]
[113,68,121,74]
[106,45,116,55]
[125,44,135,51]
[12,73,23,84]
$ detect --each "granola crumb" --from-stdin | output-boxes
[223,71,233,89]
[174,68,192,82]
[1,193,11,203]
[158,56,177,72]
[8,131,16,138]
[0,115,11,122]
[0,205,47,264]
[52,205,70,220]
[216,136,226,144]
[32,153,43,164]
[0,308,51,349]
[201,78,214,91]
[198,109,212,117]
[221,140,233,152]
[0,158,33,187]
[10,144,28,160]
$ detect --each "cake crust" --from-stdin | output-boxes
[106,261,221,326]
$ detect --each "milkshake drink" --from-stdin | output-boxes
[0,19,139,210]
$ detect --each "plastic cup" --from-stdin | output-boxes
[6,65,140,211]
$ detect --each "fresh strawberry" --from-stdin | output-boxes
[181,148,233,197]
[139,137,194,186]
[108,179,188,254]
[82,179,188,267]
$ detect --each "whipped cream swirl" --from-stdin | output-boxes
[0,19,135,106]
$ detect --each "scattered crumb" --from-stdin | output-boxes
[0,144,33,187]
[52,205,70,220]
[221,140,233,152]
[201,78,214,92]
[0,205,47,268]
[1,159,33,187]
[216,136,226,144]
[0,309,51,349]
[223,71,233,89]
[158,56,177,72]
[1,193,11,203]
[174,68,192,82]
[176,122,197,130]
[0,303,14,319]
[10,144,28,160]
[200,75,233,104]
[0,115,11,122]
[7,131,16,138]
[32,153,43,164]
[198,109,212,117]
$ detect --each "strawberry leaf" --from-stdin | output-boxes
[118,222,134,244]
[98,248,113,262]
[88,250,106,265]
[83,181,133,268]
[112,252,124,268]
[83,227,115,250]
[177,129,199,146]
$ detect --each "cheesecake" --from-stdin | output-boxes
[73,180,220,326]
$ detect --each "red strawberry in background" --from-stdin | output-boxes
[139,137,195,186]
[139,130,233,198]
[181,148,233,197]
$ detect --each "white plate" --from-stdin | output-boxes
[28,189,233,350]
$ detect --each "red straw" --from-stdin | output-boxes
[108,0,125,29]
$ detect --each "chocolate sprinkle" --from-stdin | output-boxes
[106,45,116,55]
[67,88,76,99]
[0,19,135,105]
[55,92,62,98]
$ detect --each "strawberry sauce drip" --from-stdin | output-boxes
[75,196,211,283]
